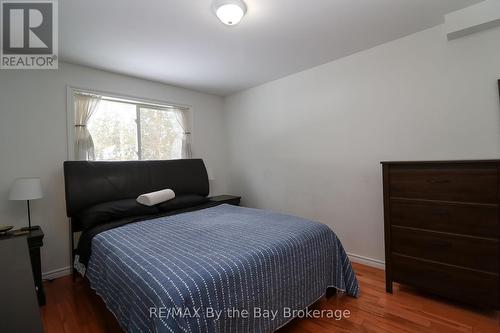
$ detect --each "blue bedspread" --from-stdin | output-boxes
[86,204,359,333]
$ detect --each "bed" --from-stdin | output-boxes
[64,159,359,333]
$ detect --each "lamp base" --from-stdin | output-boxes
[21,226,40,231]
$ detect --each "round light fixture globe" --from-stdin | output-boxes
[212,0,247,26]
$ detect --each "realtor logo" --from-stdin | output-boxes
[1,0,58,69]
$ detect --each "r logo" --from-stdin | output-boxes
[2,2,53,54]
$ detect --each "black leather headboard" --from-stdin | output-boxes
[63,159,209,218]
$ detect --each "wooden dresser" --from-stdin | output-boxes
[382,160,500,308]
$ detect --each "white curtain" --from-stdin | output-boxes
[173,108,192,159]
[74,94,101,160]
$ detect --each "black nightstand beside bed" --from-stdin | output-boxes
[208,194,241,206]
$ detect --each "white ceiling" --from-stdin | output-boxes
[60,0,482,96]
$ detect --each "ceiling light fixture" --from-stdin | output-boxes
[212,0,247,26]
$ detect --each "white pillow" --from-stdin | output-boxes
[136,189,175,206]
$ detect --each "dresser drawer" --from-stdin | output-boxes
[389,164,498,203]
[392,227,499,272]
[392,254,499,307]
[390,200,499,238]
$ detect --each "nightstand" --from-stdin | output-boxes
[0,226,45,306]
[209,195,242,206]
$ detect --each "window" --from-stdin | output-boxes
[73,91,190,161]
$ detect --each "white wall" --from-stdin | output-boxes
[224,24,500,265]
[0,62,229,277]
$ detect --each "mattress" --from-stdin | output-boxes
[86,204,359,333]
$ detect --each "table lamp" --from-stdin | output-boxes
[9,178,43,231]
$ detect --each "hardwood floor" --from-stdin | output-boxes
[40,263,500,333]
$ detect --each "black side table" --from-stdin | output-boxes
[209,195,241,206]
[0,226,45,306]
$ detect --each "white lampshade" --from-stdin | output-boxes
[8,178,44,201]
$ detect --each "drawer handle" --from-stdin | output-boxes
[428,178,451,184]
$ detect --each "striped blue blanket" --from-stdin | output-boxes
[86,204,359,333]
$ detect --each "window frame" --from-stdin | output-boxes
[66,86,193,161]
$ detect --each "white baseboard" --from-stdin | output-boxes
[42,266,71,280]
[347,252,385,270]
